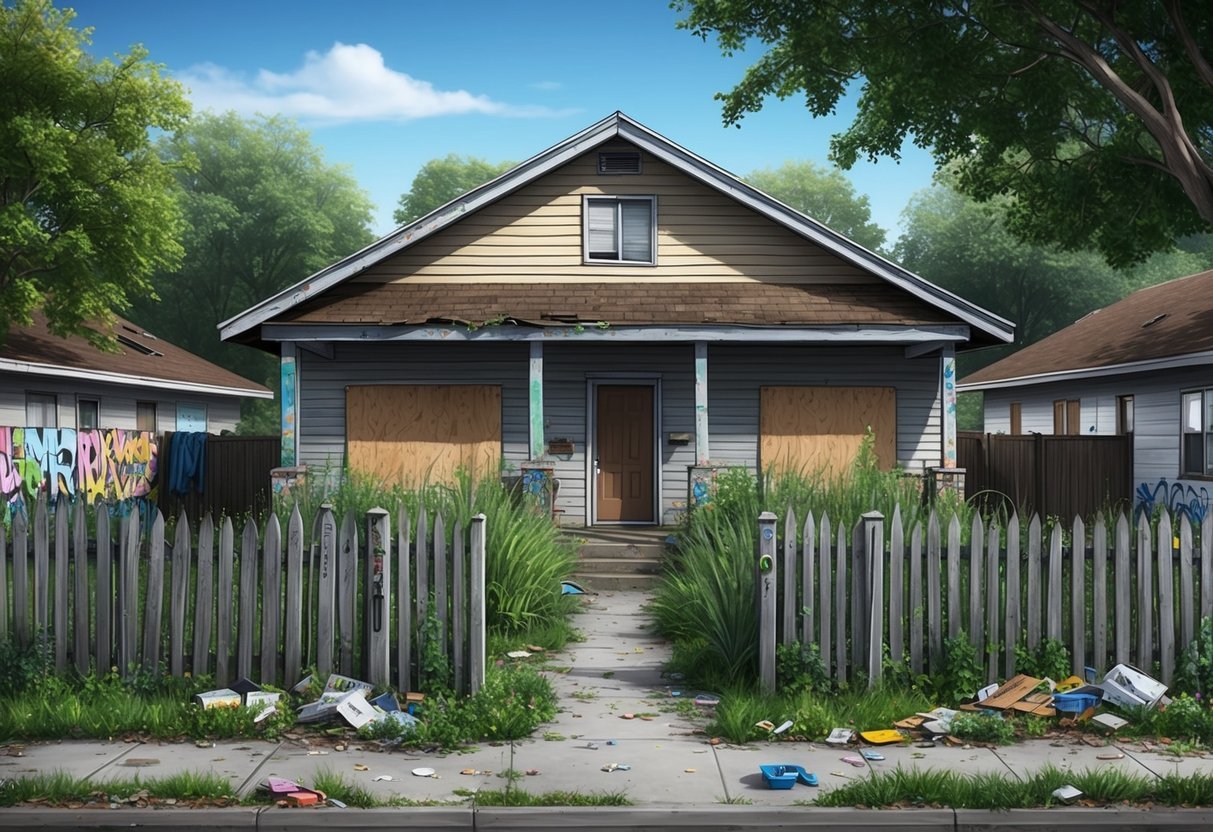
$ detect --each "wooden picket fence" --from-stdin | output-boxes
[0,493,485,695]
[756,506,1212,692]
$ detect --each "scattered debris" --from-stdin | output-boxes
[772,720,794,735]
[328,798,348,809]
[826,728,854,746]
[194,689,240,709]
[373,775,393,782]
[976,682,999,701]
[353,764,369,772]
[1051,785,1084,804]
[684,768,696,773]
[526,769,540,776]
[1097,752,1125,760]
[859,729,903,745]
[324,673,374,696]
[840,755,866,768]
[1092,713,1130,732]
[411,767,437,778]
[861,751,886,761]
[506,650,532,659]
[1102,664,1168,711]
[335,690,379,729]
[754,720,775,732]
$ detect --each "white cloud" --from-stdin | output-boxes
[179,43,565,122]
[531,80,562,91]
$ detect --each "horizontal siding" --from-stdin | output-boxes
[0,372,242,433]
[708,345,942,476]
[981,365,1213,497]
[297,342,531,473]
[354,144,875,286]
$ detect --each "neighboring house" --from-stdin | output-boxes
[959,268,1213,518]
[221,113,1011,526]
[1,312,271,434]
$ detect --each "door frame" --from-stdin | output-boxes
[586,375,662,526]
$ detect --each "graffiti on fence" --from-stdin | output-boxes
[1134,478,1210,524]
[1,427,158,505]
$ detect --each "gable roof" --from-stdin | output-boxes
[1,313,272,399]
[960,268,1213,391]
[219,112,1013,347]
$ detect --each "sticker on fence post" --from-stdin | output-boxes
[365,508,391,687]
[757,511,777,693]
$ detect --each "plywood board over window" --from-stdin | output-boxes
[346,385,501,487]
[759,386,896,476]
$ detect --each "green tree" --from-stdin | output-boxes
[676,1,1213,267]
[394,154,513,225]
[746,161,886,251]
[0,0,190,347]
[135,112,374,431]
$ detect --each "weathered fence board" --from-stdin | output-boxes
[169,511,191,677]
[73,504,89,676]
[338,510,357,676]
[261,514,282,684]
[34,495,48,645]
[435,513,449,649]
[762,504,1208,693]
[0,499,486,695]
[782,508,796,647]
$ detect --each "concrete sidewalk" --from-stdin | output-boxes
[4,591,1213,829]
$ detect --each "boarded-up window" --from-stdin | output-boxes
[759,386,896,475]
[346,385,501,486]
[1009,402,1022,436]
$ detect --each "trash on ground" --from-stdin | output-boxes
[253,705,277,723]
[1092,713,1130,731]
[754,719,775,731]
[760,764,814,789]
[622,713,636,720]
[1052,785,1084,804]
[693,692,721,708]
[245,690,280,709]
[601,762,631,772]
[229,677,261,697]
[291,675,315,694]
[1051,685,1104,714]
[373,775,393,782]
[526,769,540,776]
[861,751,885,761]
[335,690,379,729]
[1102,664,1168,711]
[561,579,590,595]
[328,798,347,809]
[411,767,437,778]
[353,764,369,772]
[826,728,854,745]
[506,650,532,659]
[1096,752,1125,760]
[859,729,904,745]
[370,692,400,712]
[324,673,374,695]
[684,768,696,773]
[840,755,866,767]
[772,720,794,735]
[978,675,1043,710]
[194,688,241,709]
[976,682,999,701]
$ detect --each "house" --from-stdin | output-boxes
[221,113,1012,526]
[958,268,1213,518]
[1,312,271,503]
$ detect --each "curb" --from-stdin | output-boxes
[954,808,1213,831]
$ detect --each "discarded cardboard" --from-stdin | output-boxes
[859,729,904,745]
[1102,664,1167,710]
[195,689,241,710]
[1007,692,1056,717]
[335,690,380,729]
[370,692,400,712]
[324,673,373,695]
[980,674,1043,710]
[1051,785,1083,805]
[1092,713,1129,731]
[291,675,315,694]
[826,728,854,745]
[229,677,261,697]
[894,716,926,730]
[245,691,281,709]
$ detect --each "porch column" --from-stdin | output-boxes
[280,341,299,467]
[941,344,957,468]
[694,340,709,465]
[529,340,544,459]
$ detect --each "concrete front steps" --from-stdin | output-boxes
[564,528,673,592]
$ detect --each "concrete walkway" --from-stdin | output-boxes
[5,590,1213,829]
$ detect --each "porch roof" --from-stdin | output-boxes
[277,280,957,328]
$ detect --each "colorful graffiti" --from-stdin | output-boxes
[280,353,297,467]
[1,427,158,505]
[1134,478,1211,524]
[942,352,958,469]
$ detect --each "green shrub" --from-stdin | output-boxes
[951,713,1015,744]
[777,641,830,696]
[459,664,558,741]
[933,632,984,704]
[1154,693,1213,744]
[1176,617,1213,698]
[1014,637,1071,682]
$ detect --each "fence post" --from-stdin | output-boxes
[863,511,884,689]
[316,503,337,679]
[758,511,778,693]
[469,513,486,695]
[365,507,391,687]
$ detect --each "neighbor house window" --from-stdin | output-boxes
[136,401,157,433]
[1053,399,1080,435]
[1117,395,1134,435]
[1009,402,1022,436]
[77,398,99,430]
[583,195,655,264]
[25,393,57,427]
[1181,390,1213,477]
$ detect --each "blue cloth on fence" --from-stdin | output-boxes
[169,432,206,495]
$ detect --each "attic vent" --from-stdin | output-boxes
[117,334,163,357]
[1142,313,1169,328]
[598,151,641,175]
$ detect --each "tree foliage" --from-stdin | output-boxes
[746,160,886,251]
[394,154,514,225]
[0,0,190,347]
[895,178,1213,374]
[134,112,374,430]
[676,0,1213,267]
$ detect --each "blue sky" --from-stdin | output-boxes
[70,0,936,239]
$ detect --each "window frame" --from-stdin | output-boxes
[1180,388,1213,479]
[25,392,58,428]
[1052,398,1081,435]
[581,194,657,266]
[77,397,100,430]
[1116,395,1134,435]
[136,401,158,433]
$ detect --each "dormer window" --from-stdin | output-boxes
[583,195,656,265]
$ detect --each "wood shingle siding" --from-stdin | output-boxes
[353,146,875,286]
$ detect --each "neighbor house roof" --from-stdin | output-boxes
[1,313,272,399]
[278,281,958,328]
[960,268,1213,391]
[220,112,1013,348]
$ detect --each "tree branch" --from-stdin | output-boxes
[1163,0,1213,91]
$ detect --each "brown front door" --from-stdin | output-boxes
[595,385,654,523]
